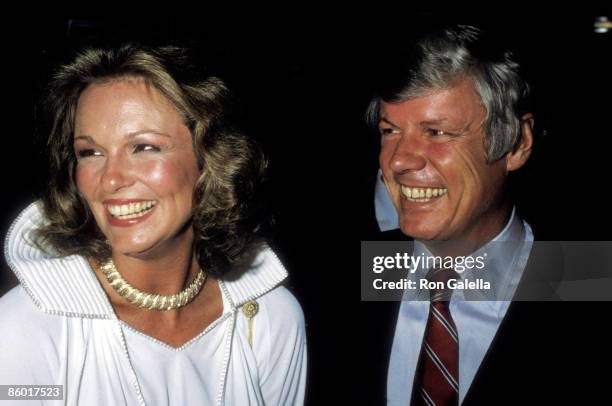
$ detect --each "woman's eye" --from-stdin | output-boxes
[133,144,161,153]
[76,149,101,158]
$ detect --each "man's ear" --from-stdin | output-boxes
[506,113,534,172]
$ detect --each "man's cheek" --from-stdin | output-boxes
[387,184,402,208]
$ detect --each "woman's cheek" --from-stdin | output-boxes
[75,165,96,196]
[145,157,198,189]
[143,160,171,186]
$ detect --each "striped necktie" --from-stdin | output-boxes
[411,267,459,406]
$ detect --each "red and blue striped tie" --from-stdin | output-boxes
[412,268,459,406]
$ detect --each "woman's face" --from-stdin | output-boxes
[73,78,200,258]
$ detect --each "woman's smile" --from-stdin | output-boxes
[104,199,158,227]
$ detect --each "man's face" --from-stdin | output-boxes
[378,79,510,242]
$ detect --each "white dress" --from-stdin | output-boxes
[0,202,307,405]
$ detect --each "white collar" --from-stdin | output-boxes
[4,201,288,319]
[410,207,533,306]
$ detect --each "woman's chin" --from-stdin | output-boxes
[109,241,159,258]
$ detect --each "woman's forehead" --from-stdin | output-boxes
[74,79,186,139]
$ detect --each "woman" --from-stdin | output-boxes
[0,44,306,405]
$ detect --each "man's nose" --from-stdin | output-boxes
[388,133,427,173]
[101,155,133,193]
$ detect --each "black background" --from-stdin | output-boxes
[1,11,611,405]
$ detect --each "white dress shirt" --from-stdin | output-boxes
[387,207,533,405]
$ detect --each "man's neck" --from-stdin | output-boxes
[423,203,514,257]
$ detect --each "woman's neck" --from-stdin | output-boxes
[97,230,201,299]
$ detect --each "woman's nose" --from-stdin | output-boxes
[101,155,133,193]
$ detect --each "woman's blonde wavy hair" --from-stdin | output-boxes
[33,43,267,277]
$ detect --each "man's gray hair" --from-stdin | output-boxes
[366,25,530,163]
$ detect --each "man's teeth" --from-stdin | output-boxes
[401,186,448,201]
[107,201,157,219]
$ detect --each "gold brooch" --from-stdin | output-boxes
[242,300,259,347]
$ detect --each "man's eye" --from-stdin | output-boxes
[76,149,101,158]
[428,129,450,137]
[379,127,400,136]
[133,144,161,153]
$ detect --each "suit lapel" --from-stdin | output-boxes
[362,229,412,404]
[462,241,565,404]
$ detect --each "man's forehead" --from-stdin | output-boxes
[379,80,485,128]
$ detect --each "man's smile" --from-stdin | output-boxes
[400,186,448,202]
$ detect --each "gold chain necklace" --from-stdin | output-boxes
[99,258,207,311]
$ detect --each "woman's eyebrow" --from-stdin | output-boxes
[73,130,171,143]
[124,129,171,139]
[74,135,95,143]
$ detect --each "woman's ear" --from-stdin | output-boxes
[506,113,534,172]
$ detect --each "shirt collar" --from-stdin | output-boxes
[5,201,288,318]
[374,169,399,232]
[410,207,533,309]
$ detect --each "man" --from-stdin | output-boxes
[362,24,605,405]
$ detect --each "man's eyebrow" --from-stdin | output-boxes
[420,118,474,134]
[379,117,401,128]
[418,118,449,126]
[73,130,171,143]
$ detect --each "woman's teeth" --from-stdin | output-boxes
[107,201,157,219]
[401,186,448,202]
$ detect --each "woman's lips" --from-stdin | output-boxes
[104,200,157,227]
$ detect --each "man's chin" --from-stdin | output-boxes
[399,223,437,241]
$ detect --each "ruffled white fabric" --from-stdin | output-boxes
[0,202,307,405]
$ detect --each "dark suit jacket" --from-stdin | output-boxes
[361,229,611,405]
